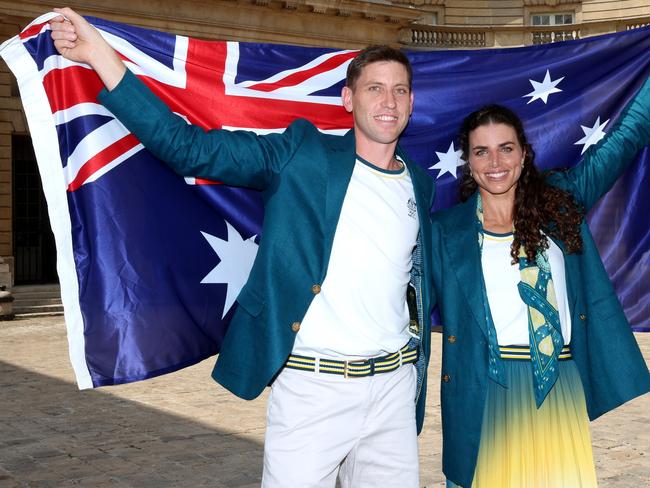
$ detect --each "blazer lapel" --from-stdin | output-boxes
[548,233,579,317]
[442,193,489,338]
[323,129,356,268]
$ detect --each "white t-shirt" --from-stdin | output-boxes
[481,231,572,346]
[292,156,419,359]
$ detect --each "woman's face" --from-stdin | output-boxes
[468,122,525,201]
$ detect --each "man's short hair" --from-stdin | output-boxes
[345,45,413,91]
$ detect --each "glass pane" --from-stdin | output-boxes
[532,16,541,26]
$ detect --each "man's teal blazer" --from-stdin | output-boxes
[431,77,650,487]
[100,70,436,432]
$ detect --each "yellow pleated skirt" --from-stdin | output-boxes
[447,351,598,488]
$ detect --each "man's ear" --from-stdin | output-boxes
[341,86,353,113]
[409,92,414,116]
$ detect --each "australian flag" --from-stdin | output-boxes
[1,13,649,389]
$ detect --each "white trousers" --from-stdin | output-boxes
[261,363,419,488]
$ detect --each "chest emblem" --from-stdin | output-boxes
[407,197,417,219]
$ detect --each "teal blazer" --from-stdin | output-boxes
[99,71,436,432]
[432,77,650,487]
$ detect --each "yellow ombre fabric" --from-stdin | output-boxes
[447,358,597,488]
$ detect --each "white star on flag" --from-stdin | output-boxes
[429,142,465,179]
[200,222,259,318]
[574,116,609,154]
[524,70,564,104]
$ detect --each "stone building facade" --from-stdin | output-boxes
[0,0,649,290]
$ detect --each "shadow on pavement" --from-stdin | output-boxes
[0,360,263,487]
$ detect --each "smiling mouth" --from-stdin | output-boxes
[374,115,398,122]
[485,171,508,179]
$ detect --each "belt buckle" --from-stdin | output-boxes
[343,359,370,378]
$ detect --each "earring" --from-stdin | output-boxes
[521,158,525,168]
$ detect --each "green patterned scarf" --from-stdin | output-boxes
[476,195,565,407]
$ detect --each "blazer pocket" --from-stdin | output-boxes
[592,294,623,321]
[236,285,265,317]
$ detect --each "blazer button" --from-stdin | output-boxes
[291,322,301,332]
[311,284,321,295]
[442,373,451,383]
[579,314,586,321]
[447,335,457,344]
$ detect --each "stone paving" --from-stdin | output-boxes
[1,315,648,487]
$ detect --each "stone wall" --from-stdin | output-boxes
[430,1,650,27]
[583,0,650,23]
[0,0,428,49]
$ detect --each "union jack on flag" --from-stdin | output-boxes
[1,13,649,389]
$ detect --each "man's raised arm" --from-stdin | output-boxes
[48,7,304,189]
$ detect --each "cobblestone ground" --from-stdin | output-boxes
[1,316,648,487]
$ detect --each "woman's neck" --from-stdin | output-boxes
[480,190,515,234]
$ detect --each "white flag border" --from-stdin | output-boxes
[0,15,93,389]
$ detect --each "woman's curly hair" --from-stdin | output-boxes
[458,104,584,263]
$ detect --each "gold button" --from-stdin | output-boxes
[447,335,457,344]
[442,373,451,383]
[579,314,586,321]
[291,322,301,332]
[311,284,321,295]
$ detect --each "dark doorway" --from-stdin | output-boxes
[12,135,58,284]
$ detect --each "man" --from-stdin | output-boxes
[51,8,434,487]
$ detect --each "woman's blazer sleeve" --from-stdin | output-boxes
[559,76,650,211]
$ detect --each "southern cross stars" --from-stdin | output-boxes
[525,70,564,104]
[430,142,465,179]
[201,221,258,318]
[574,116,609,154]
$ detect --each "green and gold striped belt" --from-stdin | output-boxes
[499,344,572,361]
[285,345,418,378]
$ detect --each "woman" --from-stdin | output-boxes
[432,77,650,488]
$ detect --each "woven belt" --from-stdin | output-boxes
[285,345,418,378]
[499,345,572,361]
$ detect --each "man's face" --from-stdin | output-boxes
[342,61,413,150]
